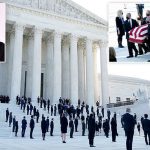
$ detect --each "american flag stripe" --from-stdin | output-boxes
[129,24,148,44]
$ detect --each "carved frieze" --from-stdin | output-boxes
[5,0,104,25]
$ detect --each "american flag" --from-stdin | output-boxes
[129,24,148,44]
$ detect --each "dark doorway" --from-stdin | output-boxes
[40,73,44,98]
[24,71,27,97]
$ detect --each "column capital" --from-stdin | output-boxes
[70,33,79,39]
[13,22,25,32]
[54,31,62,38]
[99,40,108,48]
[78,39,85,49]
[70,34,79,41]
[34,27,43,35]
[27,30,34,40]
[62,35,70,45]
[92,43,98,52]
[47,35,54,42]
[27,35,34,41]
[85,37,94,43]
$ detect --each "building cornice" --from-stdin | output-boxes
[4,1,107,31]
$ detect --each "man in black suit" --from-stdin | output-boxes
[122,108,136,150]
[116,10,125,48]
[0,41,5,62]
[141,114,150,145]
[124,13,139,58]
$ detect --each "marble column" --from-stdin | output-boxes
[31,28,42,101]
[7,32,15,96]
[86,38,94,106]
[78,40,85,102]
[99,41,109,107]
[70,35,78,105]
[83,49,86,103]
[46,35,54,100]
[26,35,34,98]
[93,46,99,103]
[10,23,24,101]
[53,32,62,104]
[62,37,70,99]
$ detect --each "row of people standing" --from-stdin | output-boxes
[0,95,10,103]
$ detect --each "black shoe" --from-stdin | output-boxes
[126,56,133,58]
[63,141,66,143]
[119,45,124,48]
[90,145,96,147]
[139,53,143,55]
[135,52,138,57]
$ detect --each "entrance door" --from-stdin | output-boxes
[40,73,44,98]
[24,71,27,97]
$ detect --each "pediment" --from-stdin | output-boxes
[4,0,107,26]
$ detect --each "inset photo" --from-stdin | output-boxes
[0,3,6,63]
[109,3,150,62]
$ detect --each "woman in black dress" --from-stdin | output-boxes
[60,113,68,143]
[116,10,125,48]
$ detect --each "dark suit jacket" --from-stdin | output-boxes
[142,119,150,132]
[141,17,147,25]
[124,19,139,39]
[0,42,5,62]
[122,113,136,131]
[115,17,125,35]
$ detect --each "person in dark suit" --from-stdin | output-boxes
[60,113,68,143]
[29,115,35,139]
[82,120,86,136]
[50,118,54,136]
[141,114,150,145]
[122,108,136,150]
[136,15,148,55]
[88,113,96,147]
[12,116,16,132]
[46,116,49,132]
[0,42,5,62]
[5,108,9,122]
[116,10,125,48]
[74,116,78,132]
[15,121,18,137]
[103,119,110,138]
[9,112,12,127]
[69,117,74,138]
[41,116,46,140]
[21,116,27,137]
[111,117,118,142]
[124,13,139,58]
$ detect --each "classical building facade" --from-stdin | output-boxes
[108,75,150,103]
[0,0,108,106]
